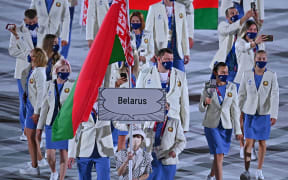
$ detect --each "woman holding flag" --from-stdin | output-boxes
[36,59,73,180]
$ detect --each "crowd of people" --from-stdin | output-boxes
[7,0,279,180]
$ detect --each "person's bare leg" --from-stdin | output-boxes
[209,157,216,177]
[214,154,224,180]
[59,149,68,180]
[35,136,43,161]
[257,140,266,169]
[240,115,245,148]
[26,128,38,168]
[244,138,255,171]
[47,149,56,173]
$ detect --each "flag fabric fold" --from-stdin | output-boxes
[52,0,133,141]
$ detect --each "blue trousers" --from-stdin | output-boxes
[76,157,110,180]
[60,6,75,59]
[148,153,176,180]
[17,79,26,131]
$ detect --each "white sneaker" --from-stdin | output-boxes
[19,166,40,175]
[240,147,244,159]
[50,171,59,180]
[38,158,48,167]
[255,169,264,180]
[240,171,250,180]
[206,175,215,180]
[20,133,27,141]
[251,148,257,161]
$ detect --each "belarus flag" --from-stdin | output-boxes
[193,0,218,29]
[52,0,133,141]
[129,0,161,19]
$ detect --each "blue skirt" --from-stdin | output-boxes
[244,114,271,140]
[25,99,37,129]
[45,125,68,150]
[205,122,232,155]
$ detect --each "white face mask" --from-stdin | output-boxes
[132,137,142,150]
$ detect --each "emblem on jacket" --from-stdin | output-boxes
[228,92,232,97]
[179,13,183,19]
[56,2,61,7]
[29,78,34,84]
[168,127,173,132]
[64,88,70,93]
[177,81,181,87]
[263,81,268,86]
[144,38,148,44]
[248,79,252,85]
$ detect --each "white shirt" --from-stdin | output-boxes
[159,72,169,83]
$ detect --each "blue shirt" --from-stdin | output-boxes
[45,0,54,14]
[154,122,164,147]
[46,58,53,81]
[216,84,226,104]
[135,33,142,49]
[254,74,263,90]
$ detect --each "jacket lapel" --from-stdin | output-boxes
[166,68,176,97]
[21,25,34,49]
[212,91,221,108]
[145,67,162,88]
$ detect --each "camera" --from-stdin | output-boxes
[205,79,216,98]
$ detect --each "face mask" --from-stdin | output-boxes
[57,72,70,80]
[256,61,267,69]
[231,15,239,22]
[165,109,169,115]
[26,23,38,31]
[131,23,141,30]
[218,75,228,82]
[53,44,60,52]
[27,55,32,63]
[162,61,173,70]
[132,137,142,150]
[247,32,257,39]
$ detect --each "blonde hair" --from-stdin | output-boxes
[42,34,61,64]
[53,59,72,75]
[32,48,48,67]
[119,50,139,78]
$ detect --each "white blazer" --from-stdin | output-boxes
[145,2,189,59]
[136,67,190,131]
[143,117,186,165]
[37,80,74,129]
[199,82,241,135]
[86,0,109,40]
[210,20,242,69]
[243,0,264,20]
[22,67,46,114]
[68,116,114,158]
[8,24,44,79]
[234,38,265,84]
[30,0,70,41]
[130,30,154,69]
[176,0,194,38]
[238,70,279,119]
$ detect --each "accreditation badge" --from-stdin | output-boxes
[263,81,268,86]
[64,88,70,93]
[56,2,61,7]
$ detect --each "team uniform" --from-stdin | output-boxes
[8,23,44,132]
[145,2,189,72]
[238,69,279,140]
[199,82,241,155]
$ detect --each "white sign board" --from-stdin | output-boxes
[98,88,166,122]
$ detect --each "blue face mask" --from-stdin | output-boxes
[27,55,32,63]
[218,75,228,82]
[165,109,169,115]
[131,23,141,30]
[57,72,70,80]
[53,44,60,52]
[26,23,38,31]
[247,32,257,39]
[231,15,239,22]
[256,61,267,69]
[162,61,173,70]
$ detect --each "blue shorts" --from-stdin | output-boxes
[25,99,37,129]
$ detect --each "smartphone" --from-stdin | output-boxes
[263,35,273,42]
[6,24,16,30]
[120,73,127,79]
[251,2,256,12]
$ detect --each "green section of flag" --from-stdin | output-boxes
[109,35,126,64]
[130,9,148,20]
[52,82,76,142]
[194,8,218,29]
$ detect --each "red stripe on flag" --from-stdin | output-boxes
[129,0,161,11]
[193,0,218,9]
[71,1,122,134]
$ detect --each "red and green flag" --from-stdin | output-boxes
[52,0,133,141]
[129,0,160,20]
[193,0,218,29]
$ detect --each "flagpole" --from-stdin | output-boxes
[126,0,133,180]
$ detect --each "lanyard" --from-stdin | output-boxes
[215,87,224,105]
[153,117,168,137]
[165,69,171,92]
